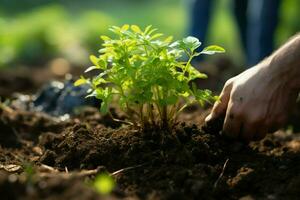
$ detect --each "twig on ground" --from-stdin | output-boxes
[65,166,69,173]
[38,163,146,179]
[111,163,146,176]
[38,166,104,179]
[213,158,229,188]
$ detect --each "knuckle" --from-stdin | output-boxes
[219,92,228,102]
[225,78,235,85]
[224,79,234,89]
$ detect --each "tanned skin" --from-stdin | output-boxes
[205,34,300,142]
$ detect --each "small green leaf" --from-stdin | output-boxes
[100,101,109,114]
[150,33,163,40]
[188,67,208,80]
[98,59,107,69]
[164,36,173,43]
[121,24,129,31]
[201,45,225,55]
[144,25,152,34]
[74,77,87,86]
[169,41,180,48]
[92,76,106,86]
[131,25,142,33]
[147,28,158,35]
[108,26,121,34]
[90,55,99,66]
[183,36,201,51]
[98,48,106,53]
[100,35,110,41]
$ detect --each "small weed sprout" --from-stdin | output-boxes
[75,24,225,129]
[93,172,116,195]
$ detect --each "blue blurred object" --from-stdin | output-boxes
[33,79,99,116]
[189,0,212,44]
[189,0,281,66]
[246,0,281,66]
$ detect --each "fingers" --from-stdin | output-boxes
[224,112,268,142]
[205,80,233,122]
[240,124,256,141]
[204,77,272,142]
[223,104,242,139]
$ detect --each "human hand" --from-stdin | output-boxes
[205,62,298,141]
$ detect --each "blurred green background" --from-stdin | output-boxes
[0,0,299,68]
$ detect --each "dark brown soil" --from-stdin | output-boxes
[1,67,300,200]
[1,104,300,200]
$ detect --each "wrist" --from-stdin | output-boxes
[266,56,300,93]
[256,34,300,94]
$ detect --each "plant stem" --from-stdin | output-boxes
[172,103,189,122]
[167,104,177,123]
[153,85,163,123]
[162,105,168,129]
[148,103,155,126]
[183,54,194,75]
[139,104,145,129]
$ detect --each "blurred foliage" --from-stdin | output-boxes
[0,0,299,68]
[0,0,185,68]
[277,0,300,44]
[0,5,114,67]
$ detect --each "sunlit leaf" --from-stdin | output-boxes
[147,28,158,36]
[201,45,225,55]
[144,25,152,34]
[150,33,163,40]
[90,55,99,66]
[121,24,129,31]
[183,36,201,51]
[164,36,173,43]
[100,35,110,41]
[131,25,141,33]
[74,77,87,86]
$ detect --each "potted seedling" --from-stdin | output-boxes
[75,24,224,130]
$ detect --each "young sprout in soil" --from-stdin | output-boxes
[93,172,116,196]
[75,24,225,130]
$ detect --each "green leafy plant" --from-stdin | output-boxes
[75,24,224,129]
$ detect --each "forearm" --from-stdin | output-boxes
[264,33,300,91]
